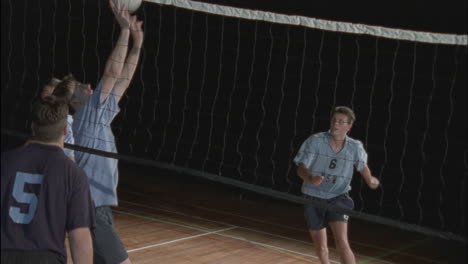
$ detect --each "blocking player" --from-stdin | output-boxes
[60,0,144,263]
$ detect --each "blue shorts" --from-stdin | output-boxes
[303,193,354,230]
[92,206,128,264]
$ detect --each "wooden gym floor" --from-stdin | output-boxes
[67,162,465,263]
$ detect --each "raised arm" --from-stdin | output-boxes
[112,15,144,103]
[68,227,93,264]
[100,0,132,103]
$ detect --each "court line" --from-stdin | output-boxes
[120,199,310,245]
[114,208,233,233]
[121,188,439,259]
[119,195,430,264]
[127,226,237,253]
[115,209,327,263]
[121,201,444,264]
[122,189,306,232]
[117,199,398,264]
[114,199,320,263]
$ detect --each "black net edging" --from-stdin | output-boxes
[3,128,465,243]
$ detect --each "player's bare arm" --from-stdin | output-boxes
[359,167,380,189]
[69,227,93,264]
[101,0,132,103]
[113,14,144,103]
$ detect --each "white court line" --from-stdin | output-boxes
[116,209,346,264]
[120,199,309,245]
[118,199,398,264]
[122,190,305,232]
[127,226,237,253]
[121,189,421,256]
[114,209,234,233]
[121,192,443,264]
[116,209,325,263]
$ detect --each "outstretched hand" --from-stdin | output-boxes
[110,0,131,29]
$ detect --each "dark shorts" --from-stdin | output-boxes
[1,249,65,264]
[93,206,128,264]
[303,193,354,231]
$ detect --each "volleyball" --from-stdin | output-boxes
[119,0,142,13]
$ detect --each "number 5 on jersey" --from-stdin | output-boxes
[9,172,44,224]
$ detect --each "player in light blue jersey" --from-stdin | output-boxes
[72,1,143,263]
[40,1,144,263]
[294,106,379,264]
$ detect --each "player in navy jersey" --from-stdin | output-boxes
[1,96,95,264]
[294,106,380,264]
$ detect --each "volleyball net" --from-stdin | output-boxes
[1,0,466,243]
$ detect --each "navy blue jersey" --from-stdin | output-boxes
[1,143,95,259]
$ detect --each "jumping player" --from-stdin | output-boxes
[65,0,144,263]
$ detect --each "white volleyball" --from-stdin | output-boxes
[119,0,142,13]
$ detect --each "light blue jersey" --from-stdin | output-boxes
[294,132,368,199]
[63,115,75,158]
[72,81,120,207]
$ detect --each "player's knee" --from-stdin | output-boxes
[310,232,328,256]
[315,245,329,256]
[334,237,351,251]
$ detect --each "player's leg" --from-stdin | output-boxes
[329,221,355,264]
[120,257,132,264]
[92,206,131,264]
[120,258,132,264]
[328,193,355,264]
[304,195,329,264]
[309,228,329,264]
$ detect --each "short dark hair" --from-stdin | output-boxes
[31,95,68,142]
[331,106,356,124]
[53,74,75,101]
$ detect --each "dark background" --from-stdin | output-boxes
[196,0,468,34]
[1,0,467,239]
